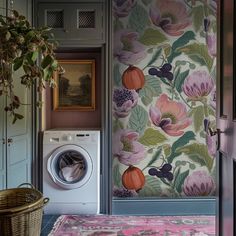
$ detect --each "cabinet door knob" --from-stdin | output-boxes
[2,139,5,145]
[63,29,69,33]
[7,138,13,143]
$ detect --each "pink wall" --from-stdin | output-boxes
[45,49,102,129]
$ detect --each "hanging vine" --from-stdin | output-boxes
[0,8,58,123]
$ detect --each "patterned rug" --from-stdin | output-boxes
[49,215,215,236]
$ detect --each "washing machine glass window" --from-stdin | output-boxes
[47,145,93,190]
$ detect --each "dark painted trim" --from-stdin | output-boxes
[100,0,113,215]
[112,198,216,216]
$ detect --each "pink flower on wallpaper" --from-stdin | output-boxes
[149,0,191,36]
[113,0,136,18]
[113,88,138,118]
[183,170,215,196]
[206,134,217,157]
[182,70,214,101]
[206,33,217,57]
[149,94,191,136]
[113,129,146,166]
[114,30,147,65]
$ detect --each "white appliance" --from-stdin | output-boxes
[43,130,100,214]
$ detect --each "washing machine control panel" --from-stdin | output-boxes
[61,134,73,141]
[44,130,99,144]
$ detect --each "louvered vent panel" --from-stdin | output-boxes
[78,11,95,28]
[46,10,64,28]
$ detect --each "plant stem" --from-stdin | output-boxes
[179,92,192,108]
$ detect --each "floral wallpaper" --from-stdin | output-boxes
[112,0,217,198]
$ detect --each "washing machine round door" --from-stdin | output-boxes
[47,144,93,189]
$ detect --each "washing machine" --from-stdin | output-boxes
[43,130,100,214]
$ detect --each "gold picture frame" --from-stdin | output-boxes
[53,60,95,111]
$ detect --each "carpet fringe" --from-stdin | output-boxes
[48,215,66,236]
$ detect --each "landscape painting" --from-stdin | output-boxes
[53,60,95,111]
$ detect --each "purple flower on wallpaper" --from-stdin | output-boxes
[210,86,216,109]
[182,70,214,101]
[113,186,138,197]
[114,30,147,65]
[183,170,215,196]
[113,0,136,18]
[113,87,138,118]
[149,94,191,136]
[149,0,191,36]
[206,33,217,57]
[113,129,146,166]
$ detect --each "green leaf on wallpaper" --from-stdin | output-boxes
[174,169,189,193]
[167,131,196,163]
[187,153,206,167]
[178,43,214,71]
[146,48,162,67]
[113,64,122,87]
[164,45,171,57]
[139,28,167,46]
[141,95,153,106]
[167,31,195,63]
[191,5,205,32]
[163,144,171,158]
[174,69,190,93]
[113,18,124,31]
[176,143,214,171]
[146,76,162,95]
[138,175,162,197]
[139,75,162,106]
[139,128,167,146]
[145,148,162,168]
[128,105,148,134]
[113,119,124,132]
[188,106,205,132]
[113,164,122,187]
[208,106,216,117]
[141,0,153,5]
[128,4,150,33]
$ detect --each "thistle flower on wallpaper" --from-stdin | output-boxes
[113,30,147,66]
[206,33,217,57]
[149,0,191,36]
[182,70,214,101]
[112,129,146,166]
[183,170,216,196]
[149,94,192,136]
[113,0,137,18]
[113,88,138,118]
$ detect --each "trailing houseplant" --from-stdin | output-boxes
[0,9,58,123]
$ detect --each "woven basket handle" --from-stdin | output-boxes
[18,183,35,189]
[43,198,50,205]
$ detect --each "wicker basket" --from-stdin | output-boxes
[0,183,49,236]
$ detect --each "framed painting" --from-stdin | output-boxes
[53,59,95,111]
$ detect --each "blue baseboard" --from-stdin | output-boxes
[112,197,216,216]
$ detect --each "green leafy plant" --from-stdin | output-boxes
[0,10,58,123]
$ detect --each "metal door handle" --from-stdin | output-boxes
[7,138,13,143]
[208,128,223,151]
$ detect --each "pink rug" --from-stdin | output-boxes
[49,215,215,236]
